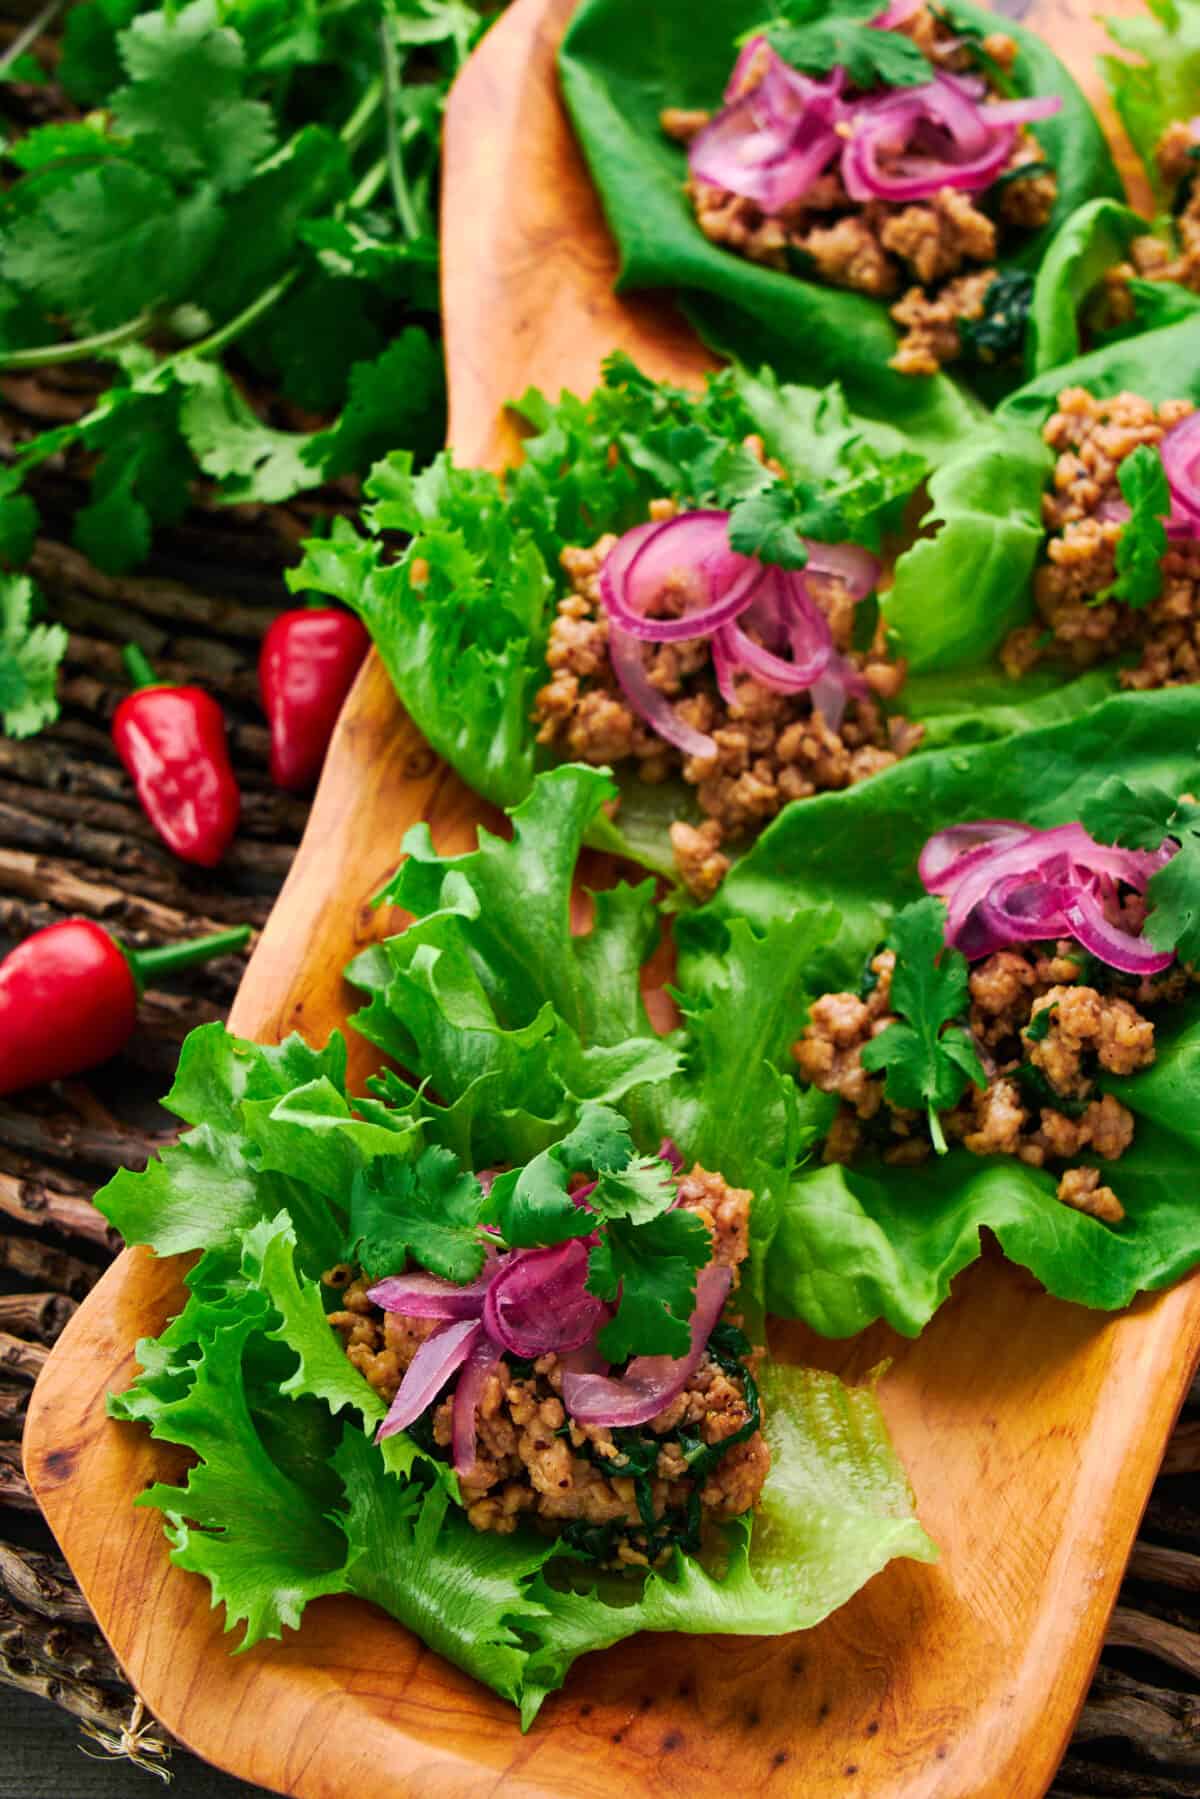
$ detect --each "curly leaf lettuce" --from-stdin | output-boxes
[677,688,1200,1335]
[99,1024,934,1721]
[558,0,1121,427]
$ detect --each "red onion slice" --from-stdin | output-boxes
[561,1263,733,1430]
[481,1238,605,1358]
[367,1263,497,1319]
[873,0,924,24]
[1159,418,1200,532]
[982,95,1065,125]
[942,823,1165,947]
[377,1318,481,1442]
[693,43,846,211]
[1064,885,1176,977]
[601,512,766,643]
[608,622,718,761]
[452,1331,502,1475]
[658,1137,685,1173]
[919,821,1034,894]
[810,651,871,733]
[802,541,882,600]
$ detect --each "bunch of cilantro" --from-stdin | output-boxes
[96,762,935,1721]
[0,0,494,736]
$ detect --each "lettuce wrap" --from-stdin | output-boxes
[675,687,1200,1335]
[96,769,936,1724]
[557,0,1121,424]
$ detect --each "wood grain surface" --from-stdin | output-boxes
[23,0,1197,1795]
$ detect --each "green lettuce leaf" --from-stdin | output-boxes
[1025,196,1145,376]
[558,0,1120,430]
[681,688,1200,1334]
[1102,0,1200,204]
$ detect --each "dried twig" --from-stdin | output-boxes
[0,1234,99,1298]
[0,1331,48,1384]
[1108,1606,1200,1683]
[0,1291,76,1343]
[0,1441,36,1509]
[0,1544,92,1626]
[0,1168,119,1250]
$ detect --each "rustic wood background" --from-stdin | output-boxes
[3,9,1200,1799]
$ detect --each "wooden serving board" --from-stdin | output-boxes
[23,1,1192,1795]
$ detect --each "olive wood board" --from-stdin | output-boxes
[24,0,1194,1794]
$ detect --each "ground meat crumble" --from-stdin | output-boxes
[1001,387,1200,689]
[1103,122,1200,326]
[533,486,922,900]
[661,11,1057,376]
[794,936,1191,1222]
[325,1165,771,1569]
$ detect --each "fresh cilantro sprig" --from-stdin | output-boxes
[860,896,986,1153]
[349,1144,490,1284]
[1081,775,1200,963]
[1099,444,1171,609]
[748,0,930,89]
[485,1102,709,1360]
[0,573,67,739]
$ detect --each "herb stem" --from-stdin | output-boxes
[340,74,384,151]
[379,14,421,241]
[0,312,152,372]
[0,0,66,73]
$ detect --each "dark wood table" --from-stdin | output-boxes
[2,301,1200,1799]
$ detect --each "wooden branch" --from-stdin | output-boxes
[0,845,267,937]
[0,1332,48,1384]
[1127,1540,1200,1594]
[28,538,274,642]
[0,1108,171,1179]
[0,1235,99,1299]
[0,1644,173,1767]
[0,1168,119,1251]
[0,1442,36,1509]
[0,1292,76,1344]
[1052,1760,1200,1798]
[1075,1664,1200,1767]
[0,1386,28,1438]
[1162,1420,1200,1475]
[0,1543,92,1627]
[0,1591,125,1689]
[65,631,261,709]
[1108,1606,1200,1682]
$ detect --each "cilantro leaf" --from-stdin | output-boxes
[727,485,813,569]
[349,1145,487,1283]
[4,163,224,332]
[587,1210,711,1361]
[0,573,67,740]
[111,1,277,194]
[1080,773,1200,963]
[304,329,445,480]
[765,17,931,88]
[175,361,317,504]
[1101,443,1171,608]
[860,896,985,1152]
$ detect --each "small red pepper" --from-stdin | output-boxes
[258,606,370,793]
[113,646,241,866]
[0,918,251,1097]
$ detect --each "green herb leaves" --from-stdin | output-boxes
[0,574,67,740]
[350,1146,488,1284]
[1082,774,1200,962]
[762,0,932,89]
[1101,443,1171,608]
[860,897,985,1152]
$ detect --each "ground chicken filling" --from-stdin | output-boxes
[661,11,1057,376]
[1001,387,1200,688]
[795,936,1192,1222]
[1103,123,1200,325]
[325,1165,772,1569]
[533,487,922,901]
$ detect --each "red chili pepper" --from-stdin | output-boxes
[0,918,251,1097]
[113,646,241,866]
[258,606,370,793]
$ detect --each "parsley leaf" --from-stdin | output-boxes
[1100,443,1171,609]
[0,574,67,740]
[586,1210,712,1361]
[1081,774,1200,963]
[860,896,986,1153]
[348,1144,487,1284]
